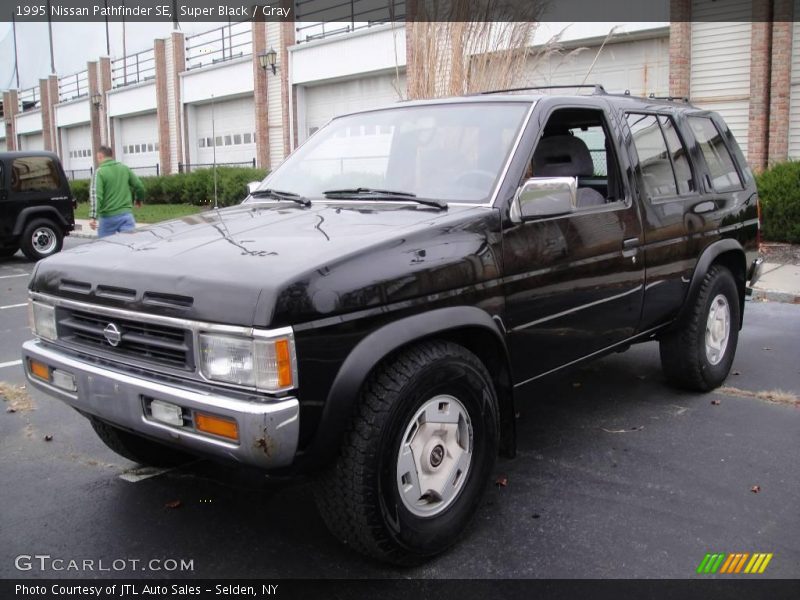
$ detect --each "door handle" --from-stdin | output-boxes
[622,237,640,250]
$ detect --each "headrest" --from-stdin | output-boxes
[532,135,594,178]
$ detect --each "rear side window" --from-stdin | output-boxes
[658,116,694,194]
[626,114,677,198]
[688,116,743,192]
[11,156,61,193]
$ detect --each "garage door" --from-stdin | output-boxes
[302,72,407,142]
[690,0,752,157]
[789,3,800,159]
[18,133,44,151]
[194,96,256,167]
[524,36,669,96]
[61,124,92,176]
[0,138,6,152]
[118,112,159,174]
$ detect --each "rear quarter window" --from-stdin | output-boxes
[11,156,61,193]
[687,116,743,192]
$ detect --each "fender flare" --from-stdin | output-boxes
[674,238,746,327]
[301,306,511,467]
[12,207,69,237]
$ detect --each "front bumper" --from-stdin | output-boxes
[21,339,300,470]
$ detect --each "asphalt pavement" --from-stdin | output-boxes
[0,239,798,580]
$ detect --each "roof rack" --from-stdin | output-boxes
[481,84,607,96]
[647,93,690,103]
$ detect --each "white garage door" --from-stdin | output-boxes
[302,72,407,142]
[18,133,44,151]
[789,3,800,159]
[118,112,159,174]
[61,124,92,176]
[0,138,6,152]
[523,36,669,96]
[195,96,256,167]
[690,0,752,157]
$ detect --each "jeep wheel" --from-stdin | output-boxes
[20,219,63,261]
[90,418,193,467]
[314,341,499,565]
[659,264,740,391]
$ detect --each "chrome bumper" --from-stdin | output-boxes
[21,340,300,470]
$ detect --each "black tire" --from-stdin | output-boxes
[660,265,740,391]
[20,218,63,261]
[314,340,499,565]
[90,418,193,467]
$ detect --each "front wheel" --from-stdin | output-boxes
[660,264,740,391]
[20,219,63,261]
[314,340,499,565]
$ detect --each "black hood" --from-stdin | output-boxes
[31,202,502,327]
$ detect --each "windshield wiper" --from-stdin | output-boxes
[323,187,448,210]
[250,188,311,207]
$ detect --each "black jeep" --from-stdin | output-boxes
[22,90,762,564]
[0,151,75,260]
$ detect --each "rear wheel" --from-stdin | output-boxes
[20,219,63,261]
[314,340,499,565]
[660,264,740,391]
[90,418,193,467]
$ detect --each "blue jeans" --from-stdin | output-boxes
[98,213,136,238]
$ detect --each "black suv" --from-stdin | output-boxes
[22,91,761,564]
[0,151,75,260]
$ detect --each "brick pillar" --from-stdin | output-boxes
[154,38,170,173]
[88,61,102,167]
[252,14,270,169]
[405,0,419,100]
[169,31,186,172]
[768,0,793,166]
[669,0,691,98]
[748,1,773,173]
[47,75,60,156]
[280,0,294,156]
[98,57,113,146]
[39,78,56,151]
[3,90,19,151]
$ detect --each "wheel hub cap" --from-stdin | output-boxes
[705,294,731,366]
[396,394,473,518]
[32,228,56,254]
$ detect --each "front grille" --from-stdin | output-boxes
[56,308,193,370]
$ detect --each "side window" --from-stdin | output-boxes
[687,116,743,192]
[11,156,60,193]
[626,114,676,198]
[658,116,695,194]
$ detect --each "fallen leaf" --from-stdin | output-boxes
[711,399,721,405]
[6,408,16,413]
[44,435,53,442]
[495,475,508,487]
[732,370,741,376]
[165,499,182,509]
[750,485,761,494]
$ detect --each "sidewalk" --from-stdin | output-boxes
[750,261,800,304]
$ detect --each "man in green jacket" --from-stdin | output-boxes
[89,146,145,237]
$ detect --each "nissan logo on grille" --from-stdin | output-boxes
[103,323,123,347]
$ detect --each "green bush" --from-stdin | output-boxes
[73,167,267,208]
[756,161,800,243]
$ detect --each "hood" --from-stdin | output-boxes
[31,202,502,327]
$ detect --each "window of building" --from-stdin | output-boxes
[233,134,242,145]
[224,135,232,146]
[11,156,60,193]
[147,143,154,152]
[243,133,252,144]
[215,136,222,147]
[626,113,677,198]
[688,116,742,192]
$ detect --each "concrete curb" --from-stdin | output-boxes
[748,287,800,304]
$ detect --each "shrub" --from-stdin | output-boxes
[74,167,267,208]
[756,161,800,244]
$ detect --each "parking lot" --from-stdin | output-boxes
[1,240,798,579]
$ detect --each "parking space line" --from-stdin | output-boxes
[0,273,30,279]
[0,359,23,369]
[119,466,172,482]
[0,303,27,310]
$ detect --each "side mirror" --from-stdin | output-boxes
[511,177,576,222]
[247,181,261,195]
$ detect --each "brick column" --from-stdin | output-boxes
[252,14,270,169]
[47,75,60,156]
[748,1,773,173]
[768,0,793,166]
[39,77,57,151]
[169,31,186,172]
[405,0,419,100]
[88,61,102,167]
[98,57,113,146]
[280,0,294,156]
[669,0,691,99]
[3,90,19,151]
[154,38,170,173]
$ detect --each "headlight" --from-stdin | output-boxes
[198,331,297,392]
[28,300,57,341]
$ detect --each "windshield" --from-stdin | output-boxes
[254,102,530,204]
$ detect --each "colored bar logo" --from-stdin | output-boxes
[696,552,773,574]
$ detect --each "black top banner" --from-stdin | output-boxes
[2,0,785,23]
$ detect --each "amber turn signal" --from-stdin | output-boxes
[29,359,50,382]
[275,338,293,389]
[195,412,239,441]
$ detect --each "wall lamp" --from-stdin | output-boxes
[258,47,278,75]
[91,92,102,109]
